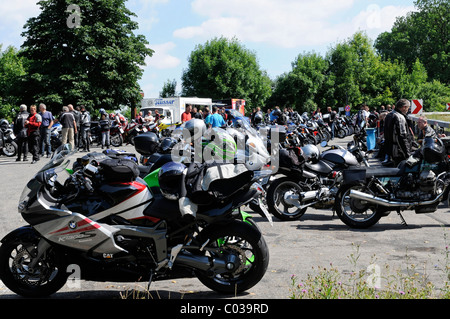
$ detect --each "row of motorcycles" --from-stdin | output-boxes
[2,110,450,298]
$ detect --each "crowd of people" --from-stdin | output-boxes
[9,98,442,166]
[12,103,128,164]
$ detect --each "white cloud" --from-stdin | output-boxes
[145,42,181,70]
[173,0,415,48]
[0,0,40,47]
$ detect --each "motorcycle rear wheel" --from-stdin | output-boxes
[0,237,68,297]
[195,221,269,294]
[335,184,383,228]
[266,177,307,221]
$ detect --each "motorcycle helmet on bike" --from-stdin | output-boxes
[158,162,187,200]
[183,119,206,139]
[301,144,320,163]
[422,137,445,164]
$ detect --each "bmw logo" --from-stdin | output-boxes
[69,221,77,229]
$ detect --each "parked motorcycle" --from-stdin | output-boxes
[50,123,62,152]
[334,137,450,228]
[0,144,270,297]
[0,119,17,157]
[266,141,361,221]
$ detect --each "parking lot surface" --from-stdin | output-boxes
[0,138,449,299]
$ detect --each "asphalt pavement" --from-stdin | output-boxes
[0,137,449,300]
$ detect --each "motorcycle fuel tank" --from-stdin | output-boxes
[321,149,359,166]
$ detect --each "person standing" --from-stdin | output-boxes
[59,106,77,150]
[205,106,226,128]
[384,99,412,166]
[14,104,29,162]
[68,104,80,148]
[99,111,111,149]
[79,105,91,152]
[181,104,192,123]
[25,105,42,164]
[39,103,53,158]
[326,106,337,139]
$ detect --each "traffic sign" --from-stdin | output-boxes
[411,99,423,114]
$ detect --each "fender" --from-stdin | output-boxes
[1,226,40,244]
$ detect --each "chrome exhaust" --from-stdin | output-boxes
[349,190,445,208]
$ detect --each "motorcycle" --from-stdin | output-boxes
[0,144,270,297]
[0,119,18,157]
[334,137,450,229]
[50,123,62,152]
[266,141,361,221]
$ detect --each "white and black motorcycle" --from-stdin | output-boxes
[0,144,270,297]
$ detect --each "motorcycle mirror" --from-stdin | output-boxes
[320,141,328,148]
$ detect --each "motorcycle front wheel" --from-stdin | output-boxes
[110,133,123,147]
[0,235,68,297]
[2,141,17,157]
[335,184,383,228]
[266,177,307,221]
[195,221,269,294]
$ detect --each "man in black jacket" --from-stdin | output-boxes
[14,104,29,161]
[383,99,412,166]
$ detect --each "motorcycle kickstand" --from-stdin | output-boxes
[147,270,154,292]
[396,209,408,227]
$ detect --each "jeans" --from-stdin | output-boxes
[101,130,110,148]
[79,125,90,150]
[40,127,51,155]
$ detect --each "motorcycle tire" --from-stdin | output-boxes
[336,129,346,139]
[195,220,269,294]
[0,233,68,297]
[335,184,383,229]
[110,133,123,147]
[266,177,307,221]
[2,141,17,157]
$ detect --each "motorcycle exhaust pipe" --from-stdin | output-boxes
[174,253,228,274]
[349,190,445,208]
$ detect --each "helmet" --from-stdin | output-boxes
[0,119,9,130]
[159,137,177,153]
[134,132,160,155]
[183,119,206,139]
[158,162,186,200]
[301,144,320,162]
[202,128,237,162]
[422,137,445,163]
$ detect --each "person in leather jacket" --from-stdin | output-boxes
[384,99,413,166]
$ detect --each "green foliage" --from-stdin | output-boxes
[19,0,153,114]
[269,52,331,113]
[181,37,272,112]
[160,79,178,98]
[375,0,450,84]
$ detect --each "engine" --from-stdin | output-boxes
[395,170,437,200]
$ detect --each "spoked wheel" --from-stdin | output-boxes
[0,235,68,297]
[2,141,17,157]
[266,177,307,221]
[335,184,383,228]
[196,221,269,294]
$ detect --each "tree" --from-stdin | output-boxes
[375,0,449,84]
[270,52,331,113]
[0,45,27,121]
[20,0,153,113]
[181,37,272,112]
[160,79,177,98]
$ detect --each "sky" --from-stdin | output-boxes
[0,0,417,102]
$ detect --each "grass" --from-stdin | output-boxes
[289,232,450,299]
